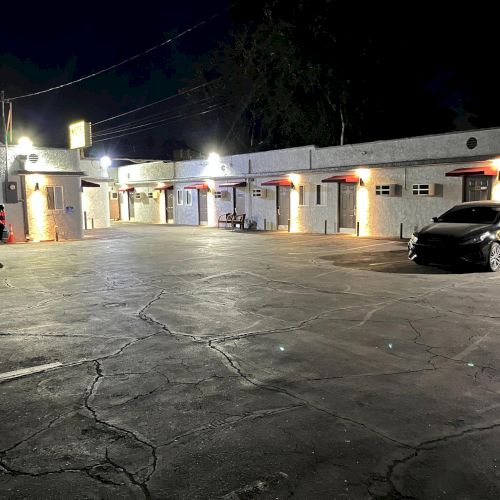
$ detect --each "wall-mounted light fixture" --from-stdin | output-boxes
[34,182,40,191]
[291,182,296,190]
[359,178,365,187]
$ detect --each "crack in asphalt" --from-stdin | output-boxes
[105,448,152,499]
[159,404,304,450]
[408,320,500,374]
[0,410,76,457]
[382,420,500,499]
[84,360,156,499]
[208,342,413,451]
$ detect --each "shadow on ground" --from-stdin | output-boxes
[319,250,479,274]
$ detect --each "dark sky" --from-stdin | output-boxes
[1,3,498,159]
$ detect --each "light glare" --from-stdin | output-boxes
[18,137,33,155]
[100,156,112,168]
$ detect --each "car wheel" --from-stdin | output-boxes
[487,242,500,272]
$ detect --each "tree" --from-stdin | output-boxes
[184,1,376,153]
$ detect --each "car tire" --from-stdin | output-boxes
[487,242,500,272]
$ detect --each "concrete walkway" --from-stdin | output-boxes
[1,225,499,499]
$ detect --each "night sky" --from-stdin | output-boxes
[1,3,498,159]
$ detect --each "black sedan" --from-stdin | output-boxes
[408,201,500,272]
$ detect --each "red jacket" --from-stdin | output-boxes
[0,210,6,225]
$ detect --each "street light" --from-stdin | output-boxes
[18,137,33,156]
[208,152,227,173]
[100,156,112,168]
[100,156,112,177]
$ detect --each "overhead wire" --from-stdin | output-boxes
[92,99,218,136]
[92,103,230,143]
[92,79,219,126]
[92,92,218,134]
[93,101,224,138]
[6,3,236,102]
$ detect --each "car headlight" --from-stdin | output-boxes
[409,233,418,245]
[460,231,493,245]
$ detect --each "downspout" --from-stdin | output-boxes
[19,174,30,239]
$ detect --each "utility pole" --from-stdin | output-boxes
[1,90,9,201]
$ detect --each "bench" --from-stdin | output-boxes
[218,213,234,229]
[233,213,245,230]
[217,213,245,230]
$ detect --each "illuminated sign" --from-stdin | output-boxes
[69,121,92,149]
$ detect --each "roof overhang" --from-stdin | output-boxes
[218,181,247,188]
[261,179,294,186]
[82,180,100,188]
[118,186,135,192]
[14,170,85,176]
[321,174,359,183]
[445,166,498,177]
[154,183,173,190]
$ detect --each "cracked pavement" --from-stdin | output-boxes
[1,224,500,499]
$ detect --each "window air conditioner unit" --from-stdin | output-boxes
[214,191,229,199]
[252,188,266,198]
[412,183,439,196]
[375,184,401,196]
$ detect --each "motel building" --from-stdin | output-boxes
[111,127,500,238]
[0,140,111,242]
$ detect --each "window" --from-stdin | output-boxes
[47,186,63,210]
[413,184,432,196]
[299,185,306,206]
[186,190,192,206]
[177,189,183,205]
[316,184,322,205]
[376,185,391,196]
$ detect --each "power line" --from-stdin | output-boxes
[6,3,237,102]
[92,80,218,127]
[92,96,217,137]
[92,103,230,143]
[93,101,223,138]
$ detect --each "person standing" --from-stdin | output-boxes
[0,205,6,243]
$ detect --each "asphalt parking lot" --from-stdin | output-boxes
[1,224,500,499]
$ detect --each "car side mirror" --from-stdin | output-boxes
[432,217,438,223]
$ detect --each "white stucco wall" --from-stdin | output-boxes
[82,186,110,229]
[108,127,500,236]
[131,188,162,224]
[25,173,83,241]
[1,146,83,241]
[360,163,500,238]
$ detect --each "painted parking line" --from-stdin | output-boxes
[369,260,409,266]
[0,362,63,382]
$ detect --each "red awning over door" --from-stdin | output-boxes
[154,183,173,190]
[261,179,293,186]
[184,183,209,190]
[218,181,247,187]
[445,166,497,177]
[322,174,359,183]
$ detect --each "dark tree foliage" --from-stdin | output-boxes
[186,0,380,153]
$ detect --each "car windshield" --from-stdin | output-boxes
[437,206,500,224]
